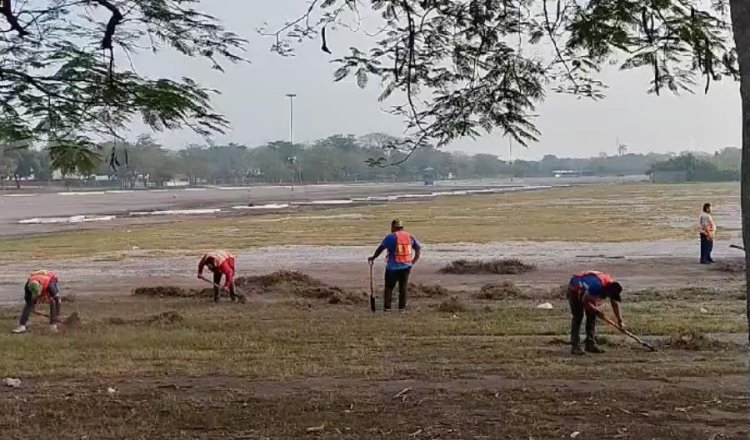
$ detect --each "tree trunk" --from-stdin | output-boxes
[730,0,750,344]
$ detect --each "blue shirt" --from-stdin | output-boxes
[570,274,607,298]
[381,232,421,271]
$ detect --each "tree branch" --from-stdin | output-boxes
[1,0,29,36]
[91,0,123,50]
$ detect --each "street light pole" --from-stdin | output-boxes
[286,93,296,190]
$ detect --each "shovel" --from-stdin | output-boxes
[597,311,656,352]
[198,276,247,303]
[368,261,376,312]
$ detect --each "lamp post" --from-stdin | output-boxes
[286,93,296,190]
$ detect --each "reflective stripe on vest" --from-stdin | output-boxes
[394,231,413,264]
[206,251,233,268]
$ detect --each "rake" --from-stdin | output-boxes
[596,311,656,352]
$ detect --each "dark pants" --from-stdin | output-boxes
[700,234,714,263]
[384,268,411,310]
[20,281,60,325]
[568,288,597,348]
[213,271,236,302]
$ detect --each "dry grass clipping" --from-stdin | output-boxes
[474,281,526,300]
[661,331,738,351]
[438,296,468,313]
[439,259,536,275]
[410,283,449,298]
[133,271,363,304]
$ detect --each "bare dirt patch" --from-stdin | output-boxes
[474,281,526,300]
[439,258,536,275]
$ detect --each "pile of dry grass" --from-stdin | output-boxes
[134,271,363,305]
[661,331,737,351]
[133,286,197,298]
[474,281,526,300]
[711,261,745,274]
[106,311,185,326]
[437,296,468,313]
[145,311,184,325]
[410,283,449,298]
[439,259,536,275]
[548,284,569,299]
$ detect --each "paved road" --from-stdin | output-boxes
[0,176,646,235]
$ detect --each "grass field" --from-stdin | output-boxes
[0,182,746,439]
[0,182,739,261]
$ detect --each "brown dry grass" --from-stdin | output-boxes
[474,281,526,300]
[440,258,536,275]
[0,283,745,439]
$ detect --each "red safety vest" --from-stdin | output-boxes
[27,270,57,298]
[205,251,233,268]
[394,231,413,264]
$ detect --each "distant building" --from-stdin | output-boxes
[553,170,582,178]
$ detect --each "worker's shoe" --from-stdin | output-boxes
[49,324,58,333]
[585,342,605,354]
[571,346,585,356]
[11,325,27,334]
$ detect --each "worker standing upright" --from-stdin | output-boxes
[567,270,624,355]
[12,270,62,334]
[699,203,717,264]
[367,219,422,312]
[198,251,237,303]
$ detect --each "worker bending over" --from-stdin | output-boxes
[567,270,624,355]
[13,270,62,334]
[198,251,237,303]
[368,219,421,312]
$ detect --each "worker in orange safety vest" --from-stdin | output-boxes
[12,270,62,334]
[367,219,422,312]
[198,251,238,303]
[567,271,624,355]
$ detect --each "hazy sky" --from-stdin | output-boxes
[129,1,741,160]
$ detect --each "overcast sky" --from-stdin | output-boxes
[129,1,741,161]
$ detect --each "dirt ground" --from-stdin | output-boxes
[0,182,747,439]
[0,252,746,439]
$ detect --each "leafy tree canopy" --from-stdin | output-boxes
[0,0,245,173]
[266,0,738,164]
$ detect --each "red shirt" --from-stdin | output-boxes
[198,253,235,288]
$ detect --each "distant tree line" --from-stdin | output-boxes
[647,151,741,182]
[0,134,741,188]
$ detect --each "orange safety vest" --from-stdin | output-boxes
[205,251,233,268]
[27,270,57,295]
[573,271,612,286]
[394,230,413,264]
